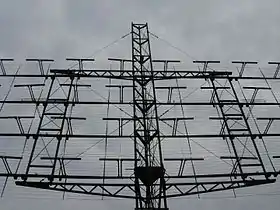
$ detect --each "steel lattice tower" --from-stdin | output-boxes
[131,23,167,209]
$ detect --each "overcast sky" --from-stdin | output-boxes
[1,0,280,210]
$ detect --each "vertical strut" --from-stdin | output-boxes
[227,79,267,174]
[210,77,244,175]
[25,76,56,176]
[50,76,74,179]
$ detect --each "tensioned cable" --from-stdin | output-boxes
[102,78,111,200]
[61,77,79,200]
[205,76,238,197]
[149,32,196,61]
[150,114,233,167]
[143,79,233,167]
[150,31,228,74]
[258,67,280,171]
[79,80,133,118]
[259,67,280,107]
[236,67,279,172]
[67,32,131,70]
[35,121,133,183]
[235,79,264,161]
[159,81,208,118]
[46,118,133,175]
[174,66,200,197]
[0,65,22,197]
[0,65,30,197]
[236,73,275,170]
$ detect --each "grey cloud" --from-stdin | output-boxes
[1,1,280,210]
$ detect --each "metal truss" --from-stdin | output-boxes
[14,177,275,199]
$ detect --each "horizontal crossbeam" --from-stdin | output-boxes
[0,133,279,139]
[1,171,278,179]
[0,100,279,106]
[13,178,276,199]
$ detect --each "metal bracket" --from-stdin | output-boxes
[66,58,95,71]
[232,61,258,77]
[26,59,54,75]
[268,62,280,78]
[193,60,220,72]
[0,59,14,75]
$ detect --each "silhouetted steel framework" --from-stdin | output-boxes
[0,23,280,210]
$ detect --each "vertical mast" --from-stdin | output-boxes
[132,23,168,210]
